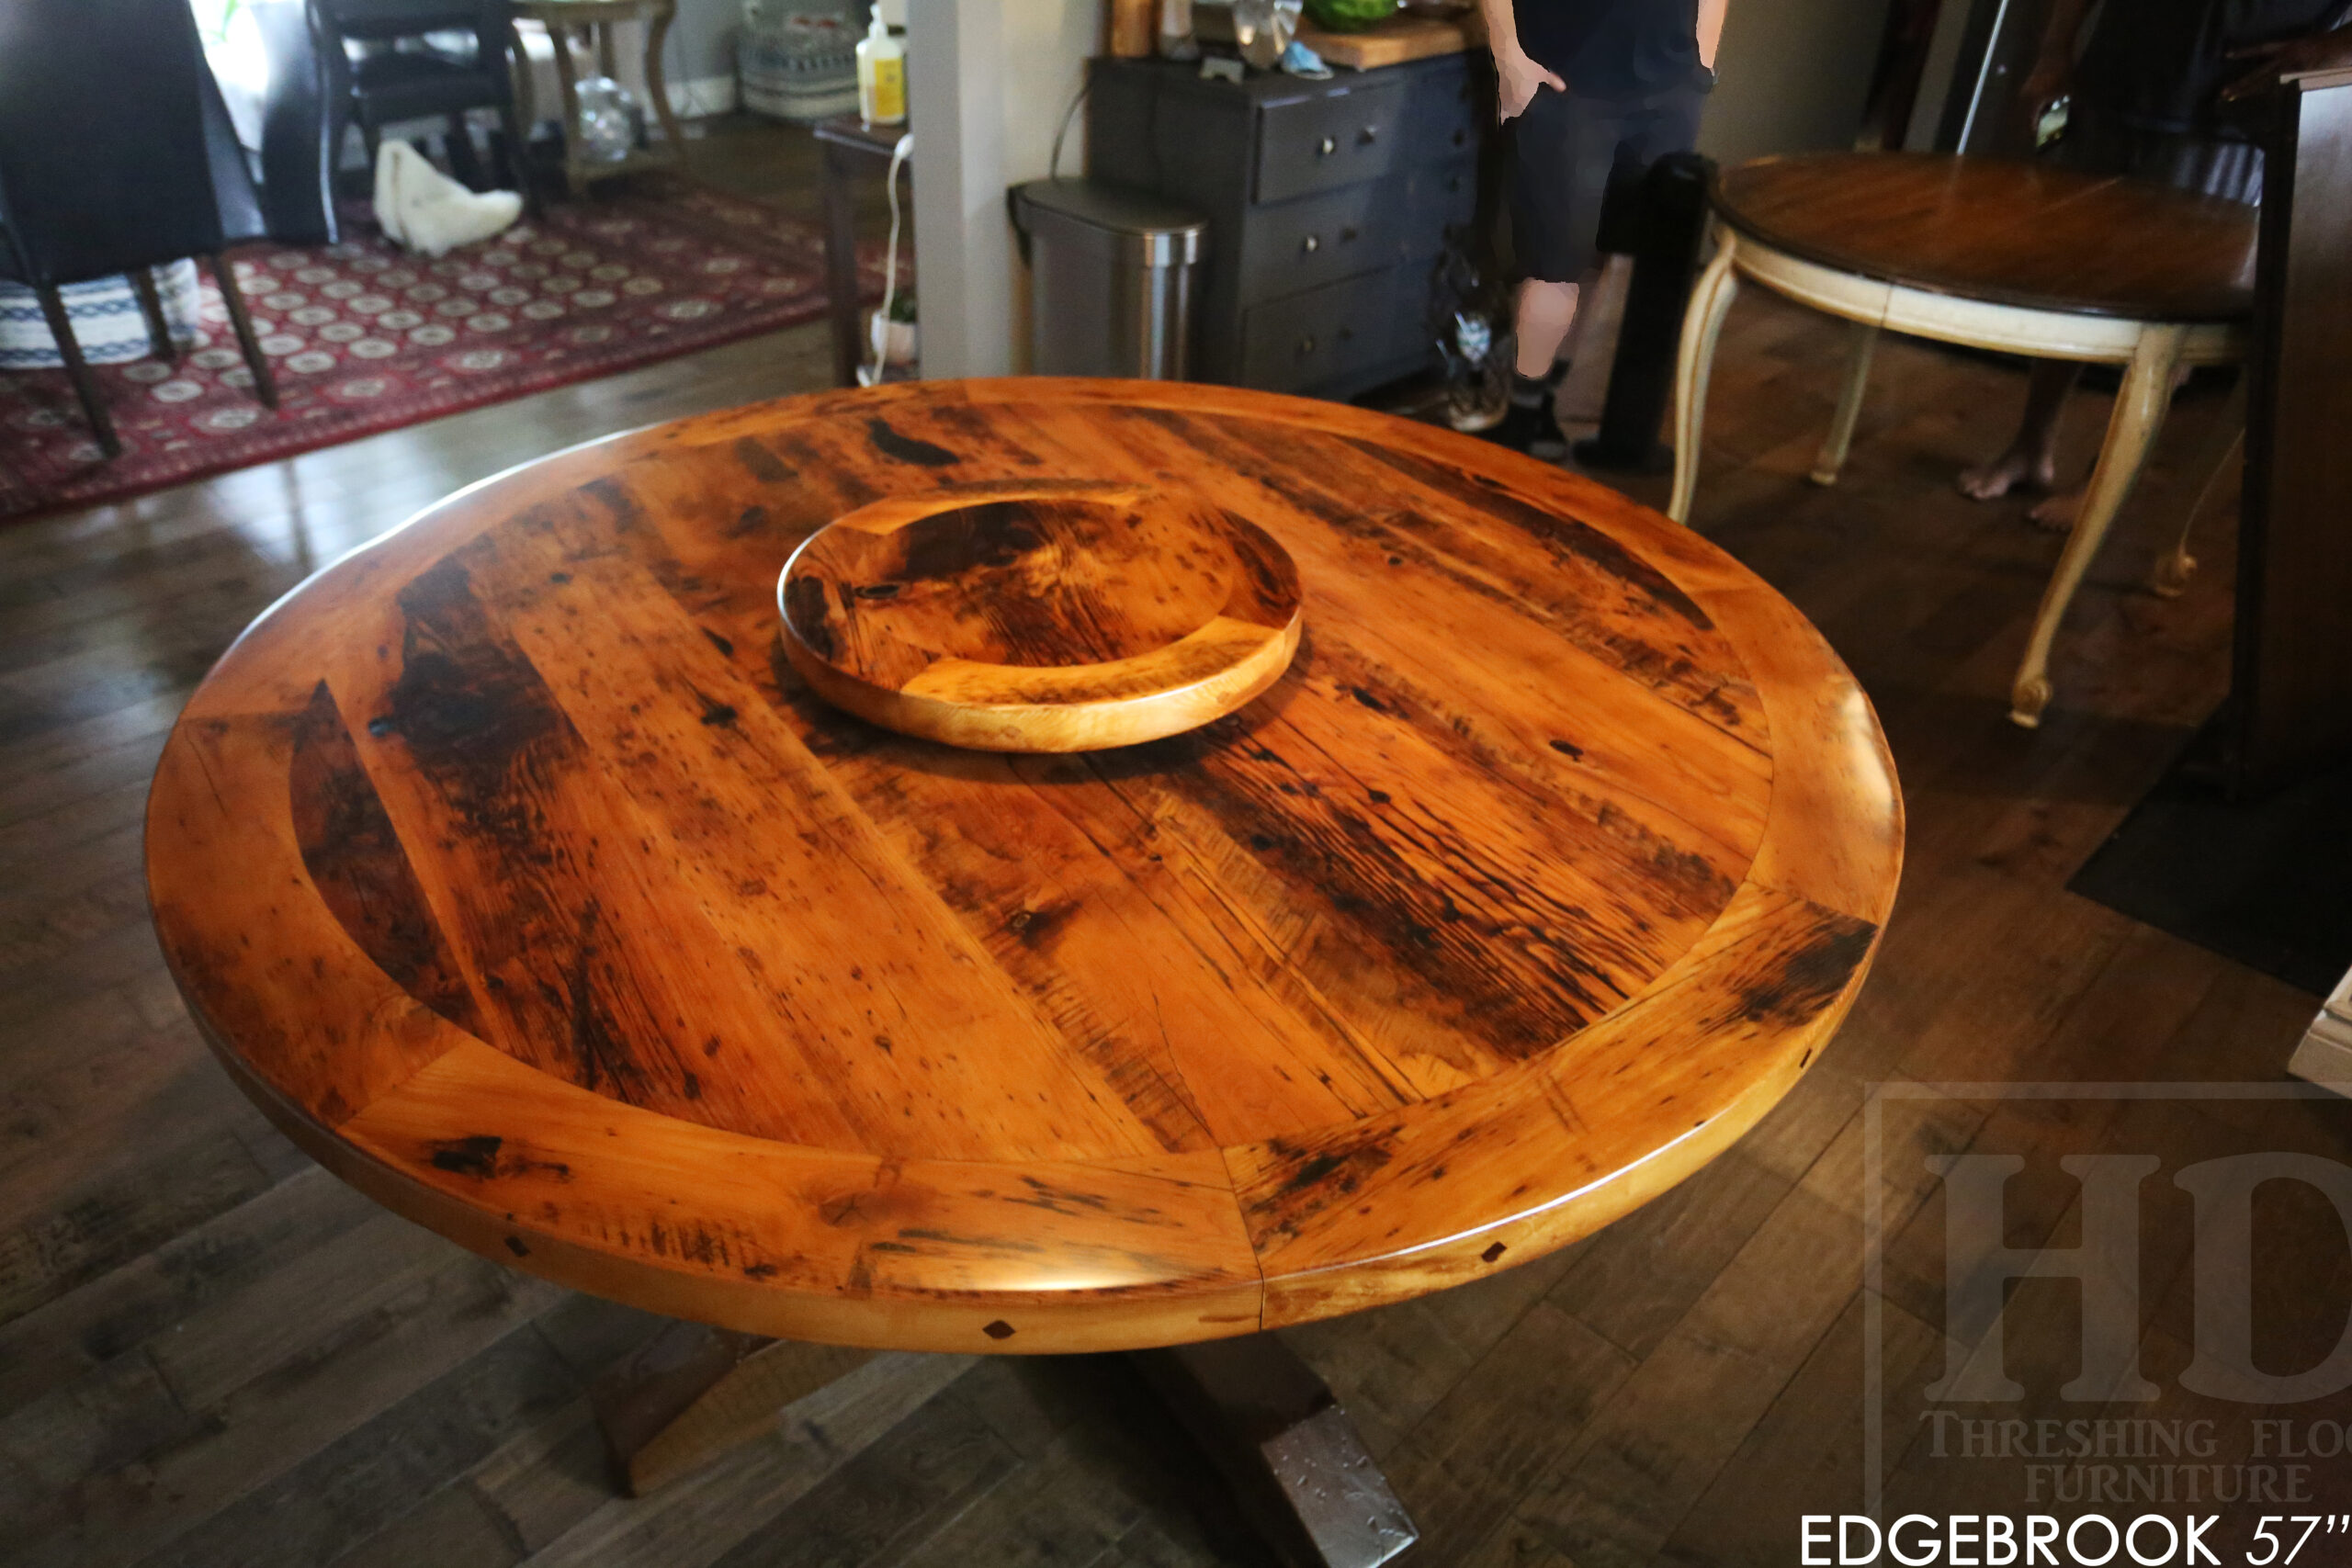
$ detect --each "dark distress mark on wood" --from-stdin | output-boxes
[701,627,735,658]
[289,681,487,1033]
[1737,911,1878,1027]
[506,1235,531,1257]
[686,684,739,728]
[1337,436,1714,631]
[428,1134,503,1177]
[385,558,569,826]
[424,1133,575,1181]
[1481,1241,1508,1263]
[733,434,794,485]
[866,417,959,468]
[1122,722,1640,1055]
[1549,739,1584,760]
[982,1320,1016,1340]
[563,902,650,1100]
[780,574,837,661]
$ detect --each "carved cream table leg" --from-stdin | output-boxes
[1668,230,1741,525]
[2151,378,2248,598]
[2008,321,2191,728]
[1811,320,1881,486]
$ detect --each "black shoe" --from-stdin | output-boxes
[1479,395,1566,458]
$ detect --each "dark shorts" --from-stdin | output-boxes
[1509,78,1704,283]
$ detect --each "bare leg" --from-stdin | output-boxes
[1513,277,1580,378]
[1961,359,2077,501]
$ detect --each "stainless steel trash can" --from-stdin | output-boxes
[1011,179,1205,379]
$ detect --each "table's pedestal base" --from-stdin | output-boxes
[589,1325,1418,1566]
[589,1323,873,1495]
[1132,1337,1419,1568]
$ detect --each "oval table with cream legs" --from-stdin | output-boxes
[1668,152,2258,728]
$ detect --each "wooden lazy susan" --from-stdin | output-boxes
[778,481,1306,751]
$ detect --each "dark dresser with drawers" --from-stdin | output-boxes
[1086,53,1491,400]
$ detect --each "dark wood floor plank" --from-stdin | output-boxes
[131,1326,582,1568]
[1377,1302,1637,1564]
[0,1165,378,1416]
[9,1254,564,1568]
[515,1352,973,1568]
[704,1392,1018,1568]
[0,1122,276,1325]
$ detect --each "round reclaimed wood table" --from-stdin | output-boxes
[147,379,1902,1559]
[1669,151,2259,728]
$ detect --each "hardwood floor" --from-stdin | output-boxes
[2,161,2335,1566]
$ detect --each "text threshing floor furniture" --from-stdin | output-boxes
[143,378,1903,1564]
[1669,152,2258,729]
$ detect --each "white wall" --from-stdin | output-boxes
[1698,0,1895,165]
[907,0,1099,378]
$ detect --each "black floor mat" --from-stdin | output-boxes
[2070,730,2352,998]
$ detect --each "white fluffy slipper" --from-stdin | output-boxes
[373,140,524,259]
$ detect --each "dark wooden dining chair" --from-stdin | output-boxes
[314,0,536,208]
[0,0,279,458]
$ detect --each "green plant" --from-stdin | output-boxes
[1303,0,1398,32]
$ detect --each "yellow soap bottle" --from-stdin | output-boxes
[857,14,906,127]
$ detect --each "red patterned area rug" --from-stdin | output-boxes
[0,178,874,521]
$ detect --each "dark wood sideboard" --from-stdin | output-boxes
[2231,47,2352,793]
[1086,54,1490,399]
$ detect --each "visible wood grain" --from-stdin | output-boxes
[1715,152,2259,322]
[144,378,1900,1353]
[1295,9,1485,68]
[779,483,1305,751]
[0,266,2321,1567]
[591,1323,875,1495]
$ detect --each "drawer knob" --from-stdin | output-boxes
[1340,225,1359,242]
[1296,334,1317,357]
[1360,126,1379,145]
[1302,233,1320,254]
[1317,136,1337,156]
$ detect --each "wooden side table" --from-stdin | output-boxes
[509,0,690,197]
[812,114,907,388]
[1670,152,2257,728]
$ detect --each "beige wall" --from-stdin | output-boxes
[908,0,1101,378]
[1698,0,1895,165]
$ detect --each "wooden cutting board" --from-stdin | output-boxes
[1299,8,1485,69]
[777,480,1305,752]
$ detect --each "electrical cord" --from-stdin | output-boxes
[861,130,914,387]
[1047,77,1090,181]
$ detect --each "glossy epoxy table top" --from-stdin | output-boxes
[145,379,1902,1353]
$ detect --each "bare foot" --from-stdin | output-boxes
[2028,489,2084,532]
[1957,446,2058,502]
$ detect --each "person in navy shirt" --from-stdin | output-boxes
[1479,0,1730,453]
